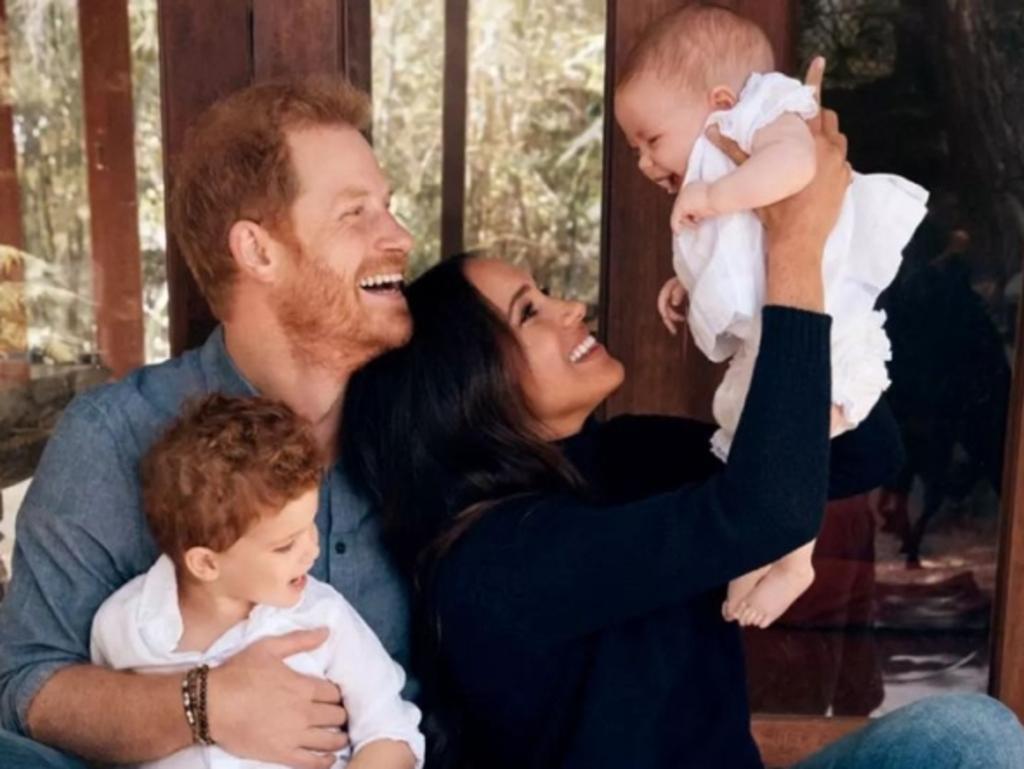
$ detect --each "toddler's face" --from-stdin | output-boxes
[213,486,322,609]
[615,71,710,194]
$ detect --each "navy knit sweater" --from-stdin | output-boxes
[429,307,903,768]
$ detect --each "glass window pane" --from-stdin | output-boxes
[746,0,1019,717]
[465,0,606,310]
[372,0,445,277]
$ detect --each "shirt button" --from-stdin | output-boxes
[334,540,347,555]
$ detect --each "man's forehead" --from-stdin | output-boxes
[285,125,389,196]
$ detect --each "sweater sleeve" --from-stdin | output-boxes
[437,306,832,647]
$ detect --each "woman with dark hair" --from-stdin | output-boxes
[341,108,1024,769]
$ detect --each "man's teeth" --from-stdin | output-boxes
[569,335,597,363]
[358,273,405,289]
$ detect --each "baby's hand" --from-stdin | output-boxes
[671,181,717,234]
[657,277,687,336]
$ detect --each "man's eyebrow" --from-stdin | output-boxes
[508,284,531,320]
[333,186,392,202]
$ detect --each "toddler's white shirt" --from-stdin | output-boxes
[90,555,425,769]
[673,72,928,458]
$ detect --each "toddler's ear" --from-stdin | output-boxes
[183,546,221,582]
[709,85,737,110]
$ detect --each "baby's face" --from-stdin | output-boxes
[615,71,710,194]
[213,486,322,609]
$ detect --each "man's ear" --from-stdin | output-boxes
[709,85,737,111]
[182,546,221,583]
[228,220,277,283]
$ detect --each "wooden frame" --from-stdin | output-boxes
[79,0,145,377]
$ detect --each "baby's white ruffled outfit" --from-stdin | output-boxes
[673,72,928,460]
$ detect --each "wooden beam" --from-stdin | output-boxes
[253,0,344,80]
[341,0,372,98]
[0,0,23,251]
[158,0,252,355]
[78,0,144,377]
[440,0,468,259]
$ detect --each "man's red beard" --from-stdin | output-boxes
[272,247,411,378]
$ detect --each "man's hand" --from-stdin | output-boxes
[671,181,716,233]
[657,277,688,335]
[208,628,349,769]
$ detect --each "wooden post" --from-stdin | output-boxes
[0,0,27,384]
[441,0,468,259]
[157,0,252,355]
[78,0,144,377]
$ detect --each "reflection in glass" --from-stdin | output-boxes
[745,0,1020,716]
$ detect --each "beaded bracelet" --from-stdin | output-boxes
[181,664,214,746]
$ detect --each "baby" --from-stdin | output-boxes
[90,394,424,769]
[614,5,927,629]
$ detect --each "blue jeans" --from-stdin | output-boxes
[0,693,1021,768]
[793,694,1024,769]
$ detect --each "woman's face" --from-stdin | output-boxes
[464,259,625,439]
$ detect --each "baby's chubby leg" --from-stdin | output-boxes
[731,539,816,629]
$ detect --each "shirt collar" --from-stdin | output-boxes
[198,326,259,397]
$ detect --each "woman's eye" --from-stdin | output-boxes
[521,302,538,324]
[274,541,296,554]
[539,285,551,296]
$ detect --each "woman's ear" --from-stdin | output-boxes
[228,219,276,283]
[709,85,737,111]
[182,547,221,583]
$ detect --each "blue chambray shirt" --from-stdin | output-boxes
[0,328,412,736]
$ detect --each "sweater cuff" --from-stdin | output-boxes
[760,305,831,369]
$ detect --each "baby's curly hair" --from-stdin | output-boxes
[141,394,324,566]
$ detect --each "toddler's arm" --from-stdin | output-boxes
[322,592,425,768]
[709,113,816,215]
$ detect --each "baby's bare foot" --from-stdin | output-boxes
[732,562,815,629]
[723,566,770,622]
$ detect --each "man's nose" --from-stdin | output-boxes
[381,210,414,256]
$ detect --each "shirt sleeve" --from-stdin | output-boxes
[437,306,832,647]
[322,593,425,768]
[0,397,146,735]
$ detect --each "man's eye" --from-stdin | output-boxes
[341,206,364,220]
[539,285,551,296]
[274,541,296,554]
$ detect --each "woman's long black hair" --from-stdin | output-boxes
[341,254,585,766]
[341,252,583,580]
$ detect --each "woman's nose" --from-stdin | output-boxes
[561,299,587,325]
